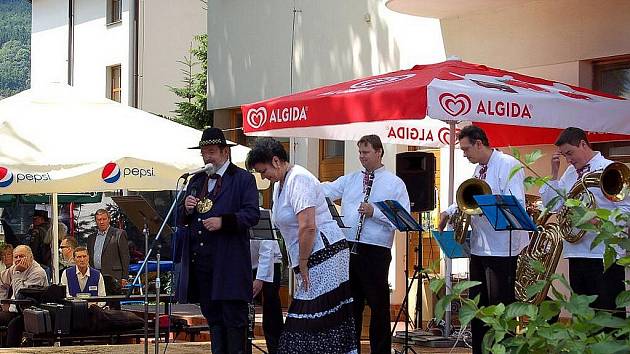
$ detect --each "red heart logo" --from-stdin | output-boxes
[246,107,267,129]
[439,93,472,117]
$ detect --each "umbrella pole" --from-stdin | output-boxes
[51,193,60,284]
[444,122,456,337]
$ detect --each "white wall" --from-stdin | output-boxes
[207,0,445,109]
[72,0,129,104]
[32,0,205,117]
[139,0,207,116]
[31,0,69,85]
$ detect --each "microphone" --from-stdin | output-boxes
[180,163,216,179]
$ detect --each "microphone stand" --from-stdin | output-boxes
[128,176,190,354]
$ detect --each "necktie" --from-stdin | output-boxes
[209,174,222,198]
[362,171,371,193]
[478,164,488,180]
[576,164,590,178]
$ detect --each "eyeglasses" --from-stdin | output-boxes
[60,246,70,249]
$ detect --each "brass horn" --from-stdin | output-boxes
[559,161,630,243]
[515,161,629,304]
[451,178,492,244]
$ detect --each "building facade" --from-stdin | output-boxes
[31,0,206,117]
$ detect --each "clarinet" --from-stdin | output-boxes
[350,171,375,255]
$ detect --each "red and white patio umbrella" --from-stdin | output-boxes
[242,60,630,145]
[242,57,630,317]
[242,59,630,331]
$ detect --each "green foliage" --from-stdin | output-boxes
[431,148,630,353]
[0,0,30,98]
[169,34,213,129]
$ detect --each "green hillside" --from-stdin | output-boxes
[0,0,31,99]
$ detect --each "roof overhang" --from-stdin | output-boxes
[385,0,531,19]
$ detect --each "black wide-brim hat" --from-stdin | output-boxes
[33,210,49,220]
[189,127,237,149]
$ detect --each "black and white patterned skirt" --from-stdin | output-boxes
[278,239,357,354]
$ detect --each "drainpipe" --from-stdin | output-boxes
[67,0,74,85]
[128,0,139,107]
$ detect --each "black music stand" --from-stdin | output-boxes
[375,200,422,354]
[247,208,279,354]
[249,208,277,241]
[112,195,174,354]
[326,197,349,229]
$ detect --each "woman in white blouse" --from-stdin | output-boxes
[247,138,357,354]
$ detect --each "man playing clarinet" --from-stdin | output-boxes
[322,135,410,354]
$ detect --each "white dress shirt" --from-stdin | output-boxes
[250,239,283,282]
[272,165,345,268]
[207,160,229,192]
[446,150,529,257]
[540,152,630,258]
[60,266,107,306]
[322,165,410,249]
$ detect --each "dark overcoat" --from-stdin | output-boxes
[175,163,259,303]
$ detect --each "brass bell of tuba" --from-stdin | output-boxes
[555,161,630,243]
[451,178,492,244]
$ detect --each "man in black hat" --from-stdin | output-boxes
[177,127,260,354]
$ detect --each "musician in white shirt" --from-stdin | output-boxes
[540,127,630,316]
[322,135,410,354]
[250,238,284,354]
[438,125,528,354]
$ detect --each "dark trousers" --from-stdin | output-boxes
[190,261,248,354]
[253,264,284,354]
[569,258,626,317]
[469,255,518,354]
[0,311,22,347]
[200,300,249,354]
[349,242,392,354]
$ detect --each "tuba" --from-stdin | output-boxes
[515,223,563,304]
[515,162,630,304]
[451,178,492,244]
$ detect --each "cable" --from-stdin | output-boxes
[162,177,185,353]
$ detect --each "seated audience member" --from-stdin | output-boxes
[0,244,13,272]
[60,247,106,306]
[0,245,49,347]
[59,237,78,272]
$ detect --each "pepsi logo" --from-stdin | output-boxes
[102,162,121,184]
[439,93,472,117]
[247,107,267,129]
[0,167,14,188]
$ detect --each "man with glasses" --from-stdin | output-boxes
[60,237,78,272]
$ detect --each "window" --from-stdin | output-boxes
[107,65,122,102]
[107,0,122,25]
[592,56,630,162]
[319,140,344,182]
[593,57,630,99]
